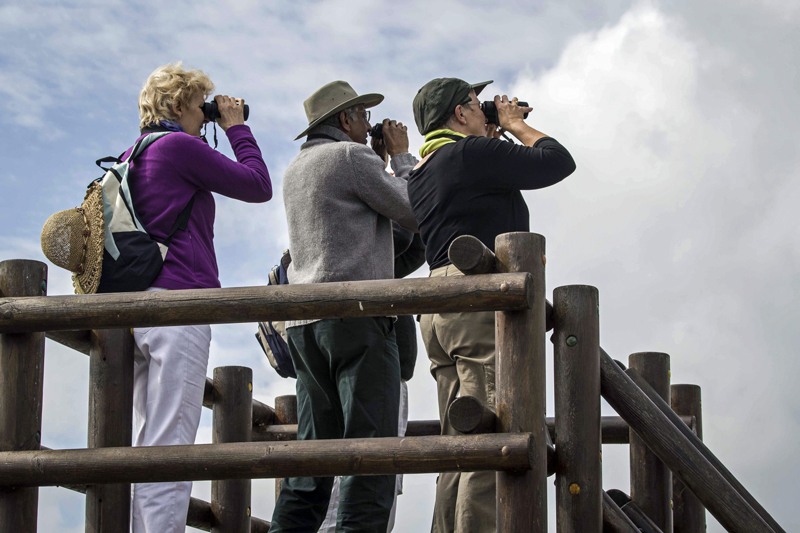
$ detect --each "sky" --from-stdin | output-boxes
[1,0,798,531]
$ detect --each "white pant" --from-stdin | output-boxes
[318,381,409,532]
[131,319,211,533]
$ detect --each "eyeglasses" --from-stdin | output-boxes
[361,110,371,123]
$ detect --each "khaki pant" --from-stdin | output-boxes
[421,265,496,533]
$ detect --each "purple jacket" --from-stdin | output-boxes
[122,125,271,290]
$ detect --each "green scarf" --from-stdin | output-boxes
[419,129,467,158]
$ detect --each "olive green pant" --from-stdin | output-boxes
[421,265,497,533]
[269,317,400,533]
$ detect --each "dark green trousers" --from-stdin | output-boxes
[269,317,401,533]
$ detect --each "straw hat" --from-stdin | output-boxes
[41,183,105,294]
[294,80,384,140]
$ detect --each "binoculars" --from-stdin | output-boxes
[481,101,529,125]
[202,101,250,122]
[370,120,387,140]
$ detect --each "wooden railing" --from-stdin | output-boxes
[0,232,786,533]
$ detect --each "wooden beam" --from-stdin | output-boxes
[495,232,548,533]
[554,285,602,533]
[607,489,664,533]
[0,260,47,533]
[628,353,672,533]
[85,329,135,533]
[599,348,776,533]
[0,433,533,487]
[0,273,532,333]
[602,491,640,533]
[211,367,253,533]
[627,369,784,533]
[671,385,706,533]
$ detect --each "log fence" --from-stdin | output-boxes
[0,232,785,532]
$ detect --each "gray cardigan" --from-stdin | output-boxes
[283,126,418,326]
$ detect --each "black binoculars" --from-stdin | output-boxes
[202,101,250,122]
[370,120,387,140]
[480,101,529,125]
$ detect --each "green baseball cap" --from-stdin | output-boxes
[412,78,493,135]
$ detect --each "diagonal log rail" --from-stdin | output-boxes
[599,348,776,533]
[450,235,783,532]
[0,433,533,487]
[1,273,532,333]
[625,367,784,533]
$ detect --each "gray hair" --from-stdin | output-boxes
[317,105,361,128]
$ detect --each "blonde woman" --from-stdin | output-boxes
[129,63,272,533]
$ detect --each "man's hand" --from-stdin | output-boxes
[371,135,388,163]
[215,94,246,132]
[381,119,410,157]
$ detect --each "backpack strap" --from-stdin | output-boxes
[162,194,196,247]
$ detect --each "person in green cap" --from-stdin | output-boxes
[270,80,419,533]
[408,78,576,533]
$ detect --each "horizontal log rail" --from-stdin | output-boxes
[1,273,532,334]
[0,433,533,487]
[251,414,692,445]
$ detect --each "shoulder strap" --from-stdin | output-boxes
[162,194,196,247]
[128,131,172,162]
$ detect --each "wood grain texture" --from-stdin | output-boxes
[630,370,783,533]
[86,329,135,533]
[448,395,497,434]
[495,232,548,533]
[0,260,47,533]
[448,235,498,275]
[0,273,532,333]
[0,433,533,487]
[599,348,775,533]
[629,352,673,533]
[554,285,602,533]
[251,416,689,445]
[602,491,640,533]
[670,385,706,533]
[211,367,253,533]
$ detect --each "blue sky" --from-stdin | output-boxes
[2,1,799,531]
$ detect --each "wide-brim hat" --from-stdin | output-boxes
[41,183,105,294]
[294,80,384,140]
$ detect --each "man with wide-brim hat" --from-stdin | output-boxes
[407,77,577,533]
[270,80,419,533]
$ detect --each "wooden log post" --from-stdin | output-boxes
[670,385,706,533]
[494,232,547,532]
[554,285,602,533]
[274,395,298,502]
[629,352,673,533]
[211,367,253,533]
[599,348,775,533]
[86,329,135,533]
[0,259,47,533]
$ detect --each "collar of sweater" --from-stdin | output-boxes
[303,125,353,145]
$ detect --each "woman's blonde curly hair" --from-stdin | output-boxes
[138,62,215,129]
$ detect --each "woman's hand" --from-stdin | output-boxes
[215,95,246,131]
[495,95,533,130]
